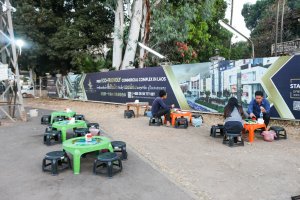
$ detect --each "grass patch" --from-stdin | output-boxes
[195,100,224,113]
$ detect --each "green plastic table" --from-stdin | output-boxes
[50,111,76,124]
[63,136,113,174]
[52,120,87,142]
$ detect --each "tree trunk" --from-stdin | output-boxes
[112,0,124,70]
[139,0,150,68]
[121,0,143,70]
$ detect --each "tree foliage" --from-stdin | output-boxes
[148,0,232,65]
[230,42,251,60]
[242,0,300,57]
[13,0,114,75]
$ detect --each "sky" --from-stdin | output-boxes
[225,0,258,42]
[171,62,211,83]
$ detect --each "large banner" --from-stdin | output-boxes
[47,55,300,120]
[83,67,181,107]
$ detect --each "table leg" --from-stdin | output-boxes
[171,116,176,127]
[61,128,67,142]
[108,143,114,152]
[50,114,54,124]
[73,150,81,175]
[136,106,140,118]
[248,128,254,143]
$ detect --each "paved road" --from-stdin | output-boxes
[0,108,193,200]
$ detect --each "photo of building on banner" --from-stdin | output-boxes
[171,55,300,120]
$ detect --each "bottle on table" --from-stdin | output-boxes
[259,111,263,119]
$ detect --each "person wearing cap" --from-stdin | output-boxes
[151,90,174,127]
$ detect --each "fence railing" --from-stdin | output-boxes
[271,39,300,55]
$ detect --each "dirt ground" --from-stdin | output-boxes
[23,98,300,200]
[0,108,193,200]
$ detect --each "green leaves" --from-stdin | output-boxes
[149,0,233,64]
[12,0,114,75]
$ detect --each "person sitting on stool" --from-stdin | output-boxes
[224,97,244,141]
[247,91,270,126]
[151,90,174,127]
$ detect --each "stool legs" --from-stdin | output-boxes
[51,160,58,175]
[210,126,224,137]
[274,130,287,140]
[121,147,127,160]
[42,158,58,175]
[42,159,46,172]
[107,161,113,178]
[223,134,244,147]
[42,152,71,175]
[93,158,122,178]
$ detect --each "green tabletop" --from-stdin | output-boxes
[52,120,87,142]
[50,111,76,124]
[63,136,113,174]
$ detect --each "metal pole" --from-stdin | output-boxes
[280,0,285,43]
[275,0,280,56]
[39,77,42,97]
[218,20,255,58]
[230,0,234,25]
[249,39,255,58]
[5,0,26,121]
[229,0,234,59]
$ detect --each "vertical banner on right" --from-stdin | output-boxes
[261,55,300,119]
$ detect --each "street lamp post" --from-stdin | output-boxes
[218,20,255,58]
[275,0,280,56]
[209,49,225,98]
[280,0,286,44]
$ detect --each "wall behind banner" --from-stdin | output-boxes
[47,55,300,120]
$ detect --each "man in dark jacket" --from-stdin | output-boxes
[151,90,174,126]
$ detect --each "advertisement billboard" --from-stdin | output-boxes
[47,55,300,120]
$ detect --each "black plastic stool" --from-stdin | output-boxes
[223,132,244,147]
[53,116,65,123]
[87,123,100,129]
[210,124,224,137]
[292,195,300,200]
[111,141,127,160]
[73,128,89,137]
[269,126,287,140]
[124,110,135,118]
[45,126,56,133]
[149,117,162,126]
[93,152,122,178]
[74,114,85,121]
[44,130,62,145]
[175,117,188,128]
[42,151,71,175]
[41,115,51,125]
